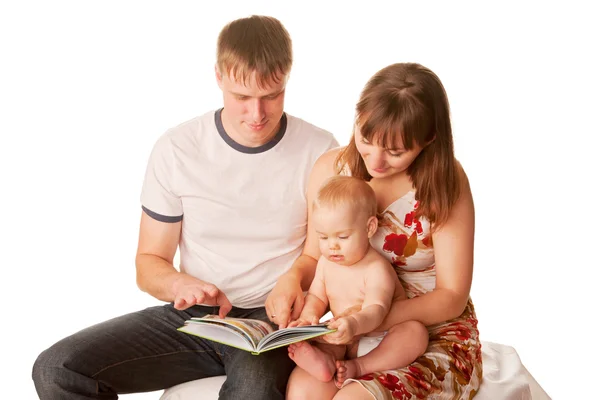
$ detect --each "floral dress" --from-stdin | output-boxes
[347,190,482,399]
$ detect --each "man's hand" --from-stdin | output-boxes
[172,274,232,318]
[265,273,305,329]
[323,316,358,345]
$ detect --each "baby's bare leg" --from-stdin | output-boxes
[335,320,429,386]
[288,341,346,382]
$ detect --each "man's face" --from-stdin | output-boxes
[216,67,287,148]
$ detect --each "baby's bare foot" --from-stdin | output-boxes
[335,359,363,388]
[288,342,336,382]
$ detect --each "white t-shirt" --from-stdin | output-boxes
[141,109,338,308]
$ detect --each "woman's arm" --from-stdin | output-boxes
[265,148,341,327]
[377,172,475,329]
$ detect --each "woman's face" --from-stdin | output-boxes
[354,129,425,179]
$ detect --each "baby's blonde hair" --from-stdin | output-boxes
[314,176,377,218]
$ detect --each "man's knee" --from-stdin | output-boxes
[32,336,91,398]
[221,377,287,400]
[32,348,48,389]
[32,342,68,396]
[221,349,295,400]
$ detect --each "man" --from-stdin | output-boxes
[33,15,337,399]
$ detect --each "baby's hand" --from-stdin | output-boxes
[288,315,319,327]
[325,316,358,344]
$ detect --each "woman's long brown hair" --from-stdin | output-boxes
[335,63,461,229]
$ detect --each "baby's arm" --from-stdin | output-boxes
[292,259,329,325]
[327,259,396,342]
[350,260,396,335]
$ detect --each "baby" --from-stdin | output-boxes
[288,175,429,387]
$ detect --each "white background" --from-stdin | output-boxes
[1,1,598,399]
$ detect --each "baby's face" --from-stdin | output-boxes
[313,204,371,266]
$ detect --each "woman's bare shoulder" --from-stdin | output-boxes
[312,146,345,176]
[454,159,473,196]
[317,146,344,166]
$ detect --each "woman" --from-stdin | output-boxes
[267,62,482,399]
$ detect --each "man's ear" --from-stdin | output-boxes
[367,216,378,238]
[215,64,223,89]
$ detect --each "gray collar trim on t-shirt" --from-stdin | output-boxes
[214,108,287,154]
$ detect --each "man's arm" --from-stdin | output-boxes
[135,211,182,300]
[135,211,232,317]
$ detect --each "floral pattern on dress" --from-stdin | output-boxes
[345,191,482,399]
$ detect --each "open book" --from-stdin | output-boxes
[177,315,335,355]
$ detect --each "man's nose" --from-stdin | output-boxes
[250,98,265,122]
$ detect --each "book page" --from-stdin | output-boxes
[190,316,274,349]
[177,322,254,352]
[257,324,335,353]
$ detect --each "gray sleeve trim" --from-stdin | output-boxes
[142,206,183,223]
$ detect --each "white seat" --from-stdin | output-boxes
[476,342,549,400]
[160,375,225,400]
[160,342,550,400]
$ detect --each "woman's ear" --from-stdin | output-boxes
[367,216,378,238]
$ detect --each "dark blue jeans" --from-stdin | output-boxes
[32,304,294,399]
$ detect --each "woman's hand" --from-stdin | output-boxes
[265,272,305,328]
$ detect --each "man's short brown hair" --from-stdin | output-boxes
[217,15,292,89]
